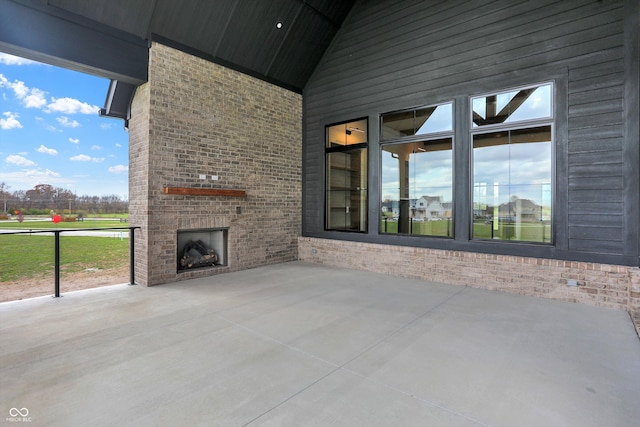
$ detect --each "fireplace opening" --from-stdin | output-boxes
[177,228,228,272]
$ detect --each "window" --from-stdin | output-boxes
[325,119,368,231]
[380,102,453,237]
[471,82,553,243]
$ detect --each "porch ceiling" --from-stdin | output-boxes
[0,0,356,118]
[48,0,354,91]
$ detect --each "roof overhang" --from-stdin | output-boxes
[1,0,355,125]
[99,80,137,125]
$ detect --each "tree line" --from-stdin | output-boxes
[0,183,128,215]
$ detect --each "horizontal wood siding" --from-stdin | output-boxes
[303,0,638,265]
[568,42,625,253]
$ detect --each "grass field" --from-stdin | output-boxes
[380,219,452,237]
[380,218,551,242]
[83,213,129,219]
[0,219,129,229]
[0,216,131,286]
[0,234,129,282]
[473,220,551,242]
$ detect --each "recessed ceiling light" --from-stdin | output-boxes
[276,22,283,29]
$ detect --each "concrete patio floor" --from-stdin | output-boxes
[1,261,639,427]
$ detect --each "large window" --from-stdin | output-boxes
[325,118,368,231]
[471,82,553,243]
[380,102,453,237]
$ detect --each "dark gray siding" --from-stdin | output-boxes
[303,0,639,266]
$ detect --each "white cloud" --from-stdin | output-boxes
[69,137,80,144]
[26,168,61,179]
[6,154,35,167]
[8,79,28,98]
[70,154,92,162]
[91,145,102,150]
[0,112,22,130]
[108,165,128,174]
[47,97,99,115]
[0,53,41,66]
[100,123,114,130]
[36,145,58,156]
[1,169,69,189]
[56,116,80,128]
[23,87,47,109]
[0,75,47,109]
[46,125,61,132]
[70,154,104,163]
[115,143,122,148]
[0,75,98,116]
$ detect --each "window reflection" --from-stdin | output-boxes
[472,83,551,127]
[381,138,453,237]
[472,126,552,242]
[382,102,452,141]
[416,103,452,135]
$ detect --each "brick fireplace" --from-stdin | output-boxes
[128,42,302,286]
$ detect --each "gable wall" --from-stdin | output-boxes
[302,0,639,266]
[300,0,639,317]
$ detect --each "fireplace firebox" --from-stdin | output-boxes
[177,228,228,272]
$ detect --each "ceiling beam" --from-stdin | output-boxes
[0,0,148,84]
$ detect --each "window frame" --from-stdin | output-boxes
[470,81,553,129]
[379,101,455,238]
[469,81,555,245]
[324,117,369,233]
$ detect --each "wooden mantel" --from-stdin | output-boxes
[163,187,246,197]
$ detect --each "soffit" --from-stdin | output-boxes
[42,0,356,92]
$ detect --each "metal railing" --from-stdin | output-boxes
[1,226,140,298]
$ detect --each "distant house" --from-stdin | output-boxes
[499,197,541,222]
[381,200,399,217]
[381,199,418,219]
[414,196,451,221]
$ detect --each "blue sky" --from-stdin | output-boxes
[0,53,129,198]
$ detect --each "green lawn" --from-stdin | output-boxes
[380,219,452,237]
[84,213,129,219]
[380,219,551,242]
[472,220,551,242]
[0,234,129,282]
[0,219,129,229]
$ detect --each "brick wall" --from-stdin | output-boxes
[129,42,302,285]
[299,237,640,332]
[129,82,150,285]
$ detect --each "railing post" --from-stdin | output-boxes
[54,230,61,298]
[129,227,137,286]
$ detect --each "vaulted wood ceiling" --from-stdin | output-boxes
[51,0,355,91]
[0,0,356,118]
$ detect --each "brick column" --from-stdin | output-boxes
[128,42,302,286]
